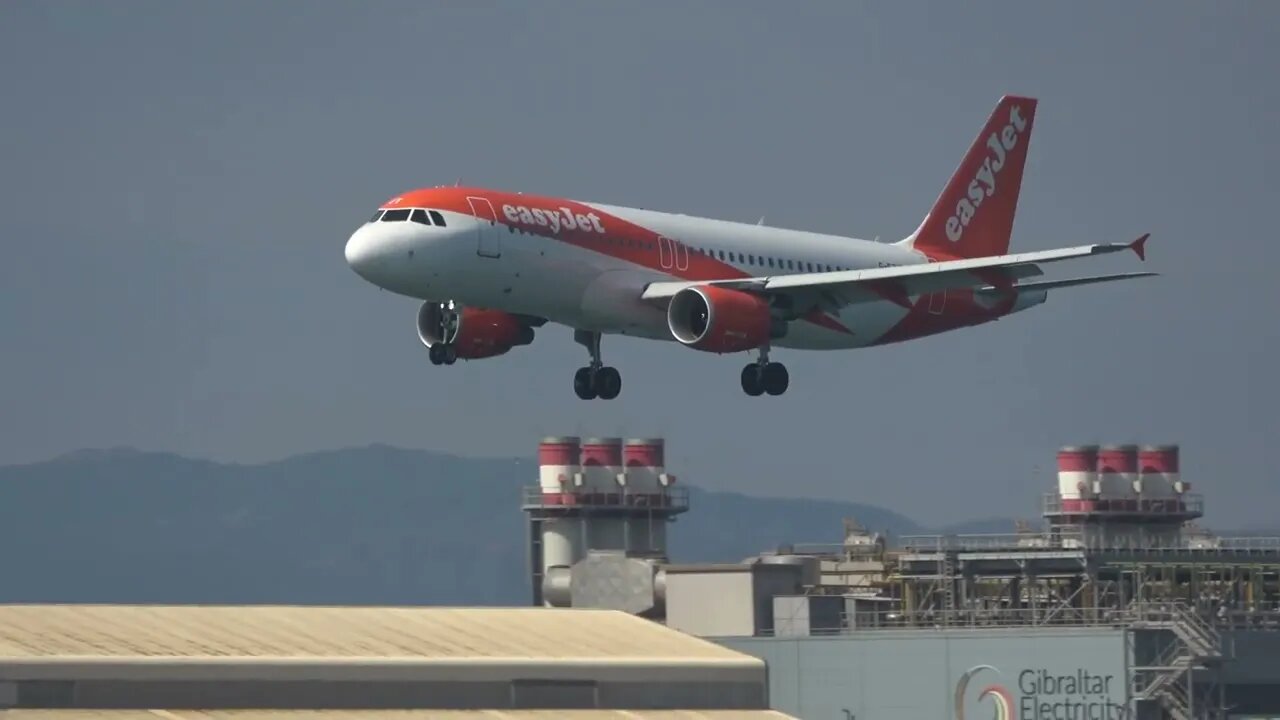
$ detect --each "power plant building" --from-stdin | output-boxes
[0,707,793,712]
[4,436,1277,719]
[525,438,1280,720]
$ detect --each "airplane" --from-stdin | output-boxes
[344,95,1153,400]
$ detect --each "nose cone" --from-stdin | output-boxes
[343,226,373,274]
[345,225,384,282]
[345,222,424,295]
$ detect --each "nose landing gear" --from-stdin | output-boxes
[573,329,622,400]
[741,346,789,396]
[425,302,459,366]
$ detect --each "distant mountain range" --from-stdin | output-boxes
[0,446,1016,606]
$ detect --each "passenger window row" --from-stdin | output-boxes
[691,245,848,273]
[503,221,850,273]
[369,208,448,227]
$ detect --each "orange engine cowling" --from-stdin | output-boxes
[417,302,536,360]
[667,285,774,354]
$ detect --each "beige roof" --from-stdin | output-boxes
[0,605,745,662]
[0,707,793,712]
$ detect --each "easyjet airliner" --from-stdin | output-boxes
[345,95,1153,400]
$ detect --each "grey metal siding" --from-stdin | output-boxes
[1223,631,1280,684]
[666,572,757,637]
[720,628,1130,720]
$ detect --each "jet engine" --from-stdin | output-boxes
[416,301,538,363]
[666,285,782,354]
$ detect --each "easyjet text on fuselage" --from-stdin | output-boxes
[502,203,606,235]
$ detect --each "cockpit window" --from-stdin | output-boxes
[381,208,411,222]
[369,209,385,222]
[429,210,446,226]
[410,209,432,226]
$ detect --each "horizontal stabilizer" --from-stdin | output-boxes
[979,271,1158,294]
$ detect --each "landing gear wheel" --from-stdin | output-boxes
[574,367,598,400]
[429,345,445,365]
[441,345,457,365]
[762,362,789,396]
[741,364,764,396]
[572,329,620,400]
[741,343,788,396]
[594,366,622,400]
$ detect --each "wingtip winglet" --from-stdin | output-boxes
[1130,233,1150,261]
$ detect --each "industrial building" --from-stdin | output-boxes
[4,436,1277,719]
[527,437,1280,720]
[0,707,788,712]
[0,605,780,715]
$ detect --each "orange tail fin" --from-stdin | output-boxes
[906,95,1038,259]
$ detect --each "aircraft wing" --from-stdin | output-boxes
[640,234,1150,309]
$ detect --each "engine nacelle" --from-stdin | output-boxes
[416,302,535,360]
[667,285,777,354]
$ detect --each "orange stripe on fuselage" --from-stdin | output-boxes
[384,186,853,336]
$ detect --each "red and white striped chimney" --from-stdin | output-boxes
[538,436,581,505]
[580,437,624,501]
[1057,445,1099,511]
[1139,444,1184,508]
[624,438,669,501]
[1097,444,1139,509]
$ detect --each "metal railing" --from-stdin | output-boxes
[897,531,1280,555]
[1043,492,1205,517]
[1157,681,1193,720]
[786,532,1280,557]
[898,533,1077,552]
[1127,601,1224,720]
[520,484,690,512]
[1133,644,1188,714]
[761,606,1139,635]
[762,598,1280,637]
[1212,609,1280,630]
[1208,535,1280,550]
[781,542,885,557]
[1128,601,1223,658]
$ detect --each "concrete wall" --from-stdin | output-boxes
[719,627,1130,720]
[666,565,802,638]
[666,571,757,638]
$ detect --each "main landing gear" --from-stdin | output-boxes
[741,346,789,397]
[428,344,457,365]
[573,329,621,400]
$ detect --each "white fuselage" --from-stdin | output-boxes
[344,190,977,351]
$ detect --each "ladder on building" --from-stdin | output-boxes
[939,551,956,623]
[1129,601,1225,720]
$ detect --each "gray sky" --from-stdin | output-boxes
[2,1,1277,529]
